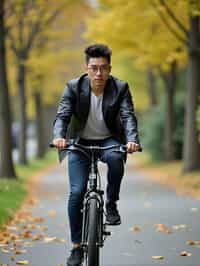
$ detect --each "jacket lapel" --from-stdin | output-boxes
[102,76,117,121]
[78,75,91,125]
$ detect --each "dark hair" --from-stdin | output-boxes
[84,44,112,64]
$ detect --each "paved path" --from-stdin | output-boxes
[0,158,200,266]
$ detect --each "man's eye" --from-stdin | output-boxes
[92,66,98,71]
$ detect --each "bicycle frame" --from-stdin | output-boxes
[81,147,105,250]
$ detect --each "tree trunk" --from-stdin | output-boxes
[34,91,45,158]
[183,16,200,172]
[161,61,176,161]
[17,59,27,164]
[146,68,157,106]
[0,0,16,178]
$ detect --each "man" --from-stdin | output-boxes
[53,44,140,266]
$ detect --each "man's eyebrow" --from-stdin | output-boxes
[88,64,109,66]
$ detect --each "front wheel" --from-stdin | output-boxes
[86,198,100,266]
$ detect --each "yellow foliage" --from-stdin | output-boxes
[5,0,91,119]
[188,0,200,16]
[84,0,189,71]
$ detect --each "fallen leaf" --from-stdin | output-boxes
[15,249,27,255]
[57,238,66,243]
[43,237,65,243]
[172,224,187,230]
[5,226,18,231]
[33,217,44,223]
[48,210,57,217]
[186,240,200,246]
[43,237,57,243]
[155,224,172,234]
[27,198,37,205]
[23,242,32,247]
[22,230,31,238]
[31,224,36,229]
[152,256,164,260]
[16,260,29,265]
[1,248,10,253]
[180,251,192,256]
[130,226,141,232]
[0,243,8,247]
[32,234,43,241]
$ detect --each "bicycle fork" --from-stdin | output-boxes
[81,191,111,250]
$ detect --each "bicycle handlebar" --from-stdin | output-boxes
[49,142,142,153]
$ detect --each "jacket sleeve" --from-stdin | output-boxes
[119,83,140,144]
[53,82,76,139]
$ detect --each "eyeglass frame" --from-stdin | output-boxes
[87,64,111,74]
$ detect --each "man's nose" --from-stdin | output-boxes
[96,68,102,75]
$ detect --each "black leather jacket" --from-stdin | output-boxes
[53,73,140,145]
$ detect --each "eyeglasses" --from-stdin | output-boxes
[87,64,110,73]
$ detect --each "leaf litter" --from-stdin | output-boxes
[0,202,65,266]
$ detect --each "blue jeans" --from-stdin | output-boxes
[67,137,125,243]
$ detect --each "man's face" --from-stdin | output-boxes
[86,57,111,90]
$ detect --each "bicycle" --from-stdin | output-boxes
[50,142,142,266]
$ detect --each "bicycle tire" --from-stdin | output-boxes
[86,198,100,266]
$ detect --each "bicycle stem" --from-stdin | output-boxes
[89,151,98,190]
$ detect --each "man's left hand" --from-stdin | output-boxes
[126,142,140,153]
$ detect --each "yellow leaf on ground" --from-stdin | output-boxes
[0,243,8,247]
[186,240,200,246]
[10,256,15,261]
[15,249,27,254]
[152,256,164,260]
[1,248,10,253]
[43,237,57,243]
[44,237,65,243]
[22,230,32,238]
[32,234,43,241]
[130,225,141,232]
[16,260,29,265]
[155,224,172,234]
[180,251,192,256]
[172,224,187,230]
[33,217,44,223]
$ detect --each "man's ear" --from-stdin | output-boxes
[85,64,88,73]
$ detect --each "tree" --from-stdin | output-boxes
[152,0,200,171]
[0,0,16,178]
[146,67,158,106]
[5,0,73,164]
[159,61,177,160]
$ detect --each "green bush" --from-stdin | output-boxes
[140,93,185,161]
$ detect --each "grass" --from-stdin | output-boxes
[0,150,57,227]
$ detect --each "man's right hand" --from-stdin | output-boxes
[52,138,67,149]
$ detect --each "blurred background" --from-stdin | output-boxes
[0,0,200,179]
